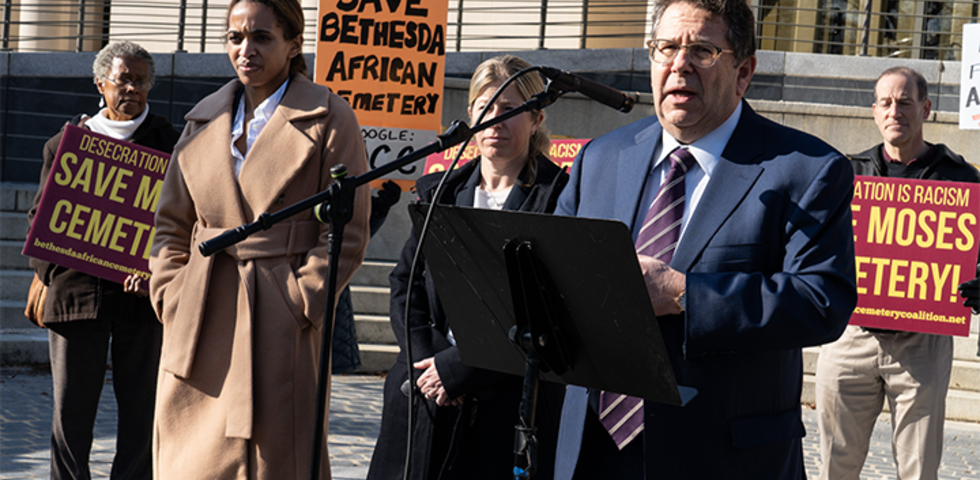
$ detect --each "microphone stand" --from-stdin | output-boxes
[197,86,564,480]
[504,239,573,480]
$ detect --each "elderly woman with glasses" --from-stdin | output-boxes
[26,40,180,480]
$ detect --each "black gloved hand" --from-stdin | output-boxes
[958,263,980,314]
[373,180,402,212]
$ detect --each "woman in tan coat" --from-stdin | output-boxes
[149,0,370,478]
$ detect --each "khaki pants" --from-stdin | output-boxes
[815,325,952,480]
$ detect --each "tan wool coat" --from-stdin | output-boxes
[149,74,370,480]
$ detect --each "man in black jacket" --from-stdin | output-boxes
[815,66,980,480]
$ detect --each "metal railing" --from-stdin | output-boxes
[756,0,979,60]
[1,0,977,59]
[1,0,649,53]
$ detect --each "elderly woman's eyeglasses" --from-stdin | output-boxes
[647,39,734,68]
[106,76,151,90]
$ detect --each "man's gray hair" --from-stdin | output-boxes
[650,0,756,64]
[92,41,156,87]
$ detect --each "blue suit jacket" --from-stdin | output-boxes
[554,103,857,479]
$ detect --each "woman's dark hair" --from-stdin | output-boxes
[226,0,307,76]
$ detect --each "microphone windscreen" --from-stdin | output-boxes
[401,379,414,397]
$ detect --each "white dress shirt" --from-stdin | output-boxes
[632,102,743,242]
[230,78,290,178]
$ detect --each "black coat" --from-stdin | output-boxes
[27,113,181,323]
[368,156,568,480]
[849,142,980,183]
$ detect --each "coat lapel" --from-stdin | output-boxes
[672,105,765,272]
[178,81,247,226]
[238,77,328,219]
[454,160,482,208]
[614,120,661,228]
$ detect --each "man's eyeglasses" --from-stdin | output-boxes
[106,76,151,90]
[647,39,734,68]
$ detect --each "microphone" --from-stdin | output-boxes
[540,66,636,113]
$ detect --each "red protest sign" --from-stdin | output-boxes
[421,138,589,175]
[849,175,979,336]
[23,125,171,284]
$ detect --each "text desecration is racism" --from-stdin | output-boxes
[423,139,590,175]
[23,126,169,284]
[849,175,978,336]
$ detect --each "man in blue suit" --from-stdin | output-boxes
[553,0,857,478]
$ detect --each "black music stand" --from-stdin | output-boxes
[408,204,696,478]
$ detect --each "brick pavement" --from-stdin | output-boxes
[1,367,977,479]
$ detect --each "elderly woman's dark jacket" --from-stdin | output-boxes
[27,113,180,323]
[368,156,568,480]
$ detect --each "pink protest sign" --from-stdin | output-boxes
[23,125,171,284]
[422,139,589,174]
[849,175,979,336]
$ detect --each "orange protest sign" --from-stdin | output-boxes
[849,175,979,336]
[315,0,447,131]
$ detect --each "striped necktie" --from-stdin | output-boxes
[598,146,696,450]
[634,147,696,259]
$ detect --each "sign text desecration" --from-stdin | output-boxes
[23,126,170,283]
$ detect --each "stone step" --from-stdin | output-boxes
[954,331,979,361]
[353,343,398,374]
[355,314,396,345]
[950,360,980,392]
[1,240,30,270]
[0,211,29,241]
[351,260,396,288]
[0,183,37,214]
[0,329,49,366]
[803,346,820,375]
[0,269,33,301]
[0,299,35,330]
[802,373,980,423]
[350,285,390,316]
[0,316,398,365]
[946,389,980,423]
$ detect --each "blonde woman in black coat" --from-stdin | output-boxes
[368,55,567,480]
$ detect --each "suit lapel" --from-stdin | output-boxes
[615,120,661,228]
[671,105,765,272]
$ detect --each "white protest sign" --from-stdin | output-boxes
[960,23,980,130]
